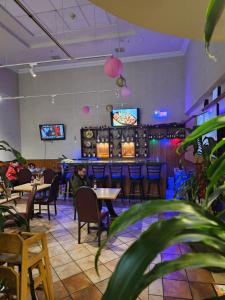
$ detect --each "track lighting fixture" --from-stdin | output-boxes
[29,63,37,78]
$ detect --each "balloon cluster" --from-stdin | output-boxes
[104,56,131,98]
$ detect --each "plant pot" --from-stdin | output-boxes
[189,242,225,273]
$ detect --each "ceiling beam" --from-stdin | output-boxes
[14,0,73,58]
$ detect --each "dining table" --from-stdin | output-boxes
[13,183,51,193]
[92,188,121,201]
[0,193,21,205]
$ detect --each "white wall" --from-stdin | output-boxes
[0,69,20,161]
[19,56,185,159]
[185,40,225,113]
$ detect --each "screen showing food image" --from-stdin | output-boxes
[111,108,139,126]
[39,124,65,140]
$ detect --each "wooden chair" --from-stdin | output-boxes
[34,175,59,220]
[146,164,162,198]
[18,168,32,185]
[3,186,37,231]
[0,266,20,299]
[43,169,56,184]
[0,232,54,300]
[75,187,109,246]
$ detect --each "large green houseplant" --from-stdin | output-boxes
[0,141,27,231]
[95,115,225,300]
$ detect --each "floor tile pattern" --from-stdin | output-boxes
[8,198,225,299]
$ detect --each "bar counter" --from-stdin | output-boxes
[61,158,166,198]
[61,158,165,166]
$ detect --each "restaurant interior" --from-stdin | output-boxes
[0,1,225,299]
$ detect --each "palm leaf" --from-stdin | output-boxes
[101,215,225,300]
[204,0,225,60]
[210,138,225,161]
[177,115,225,154]
[95,200,224,271]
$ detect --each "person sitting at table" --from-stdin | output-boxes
[28,162,36,173]
[6,160,23,187]
[71,166,118,218]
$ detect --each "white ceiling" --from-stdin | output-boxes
[0,0,188,68]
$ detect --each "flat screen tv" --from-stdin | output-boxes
[39,124,65,141]
[111,108,140,126]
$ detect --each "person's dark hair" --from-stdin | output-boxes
[12,159,18,163]
[28,163,35,168]
[76,165,86,172]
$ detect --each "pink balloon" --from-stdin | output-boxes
[82,106,90,113]
[104,56,123,78]
[121,86,131,97]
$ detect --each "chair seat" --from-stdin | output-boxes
[111,175,123,180]
[147,175,160,180]
[130,176,144,180]
[95,175,106,180]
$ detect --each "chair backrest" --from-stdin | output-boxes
[110,165,123,178]
[128,165,142,178]
[18,168,32,185]
[146,164,162,179]
[75,187,100,223]
[92,165,105,179]
[43,168,56,184]
[26,185,37,220]
[0,266,19,298]
[47,175,60,203]
[0,233,23,255]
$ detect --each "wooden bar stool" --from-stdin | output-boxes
[92,165,107,187]
[109,165,124,199]
[146,164,162,199]
[128,165,144,201]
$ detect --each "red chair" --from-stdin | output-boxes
[75,187,109,246]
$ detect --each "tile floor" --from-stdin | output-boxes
[12,198,225,299]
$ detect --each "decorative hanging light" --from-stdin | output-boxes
[116,75,126,87]
[82,106,90,113]
[121,86,131,97]
[104,56,123,78]
[106,104,113,112]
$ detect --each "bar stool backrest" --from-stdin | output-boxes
[75,187,100,223]
[92,165,105,179]
[110,165,123,178]
[128,165,142,178]
[146,164,162,179]
[0,233,23,255]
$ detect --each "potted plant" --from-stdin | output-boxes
[95,115,225,300]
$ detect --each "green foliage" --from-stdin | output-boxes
[0,140,26,165]
[0,205,28,232]
[204,0,225,61]
[95,200,225,300]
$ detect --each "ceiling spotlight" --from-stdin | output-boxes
[29,63,37,78]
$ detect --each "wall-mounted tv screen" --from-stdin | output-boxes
[39,124,65,141]
[111,108,140,126]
